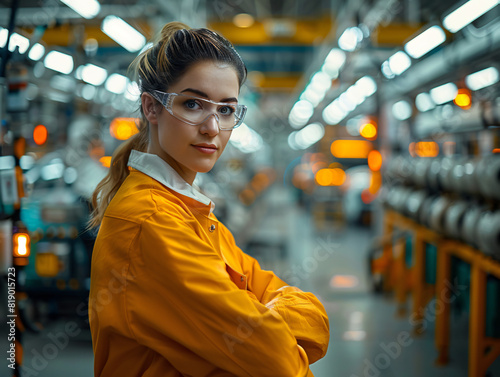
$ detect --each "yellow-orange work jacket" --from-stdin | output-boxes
[89,150,330,377]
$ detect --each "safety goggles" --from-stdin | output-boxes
[149,90,247,130]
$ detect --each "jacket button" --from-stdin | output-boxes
[209,224,216,232]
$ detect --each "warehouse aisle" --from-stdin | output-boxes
[14,186,499,377]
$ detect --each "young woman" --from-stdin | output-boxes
[88,22,329,377]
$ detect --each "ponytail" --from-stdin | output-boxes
[87,119,148,229]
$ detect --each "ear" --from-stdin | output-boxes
[141,93,159,125]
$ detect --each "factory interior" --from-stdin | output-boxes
[0,0,500,376]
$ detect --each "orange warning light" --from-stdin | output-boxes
[33,125,48,145]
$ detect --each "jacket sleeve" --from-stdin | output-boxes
[126,209,310,377]
[223,225,330,364]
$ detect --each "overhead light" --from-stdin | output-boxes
[28,43,45,61]
[230,123,263,153]
[387,51,411,76]
[300,88,325,108]
[381,61,395,79]
[124,81,140,102]
[404,25,446,59]
[101,16,146,53]
[105,73,128,94]
[392,100,413,120]
[44,51,74,74]
[338,27,363,52]
[429,82,458,105]
[60,0,100,19]
[322,48,346,78]
[443,0,499,33]
[322,100,348,124]
[8,33,30,54]
[465,67,499,91]
[355,76,377,97]
[294,123,325,149]
[81,64,108,86]
[233,13,255,28]
[0,29,30,54]
[415,92,436,112]
[288,100,314,128]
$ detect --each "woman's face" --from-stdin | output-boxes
[147,61,240,184]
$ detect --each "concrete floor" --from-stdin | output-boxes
[3,185,500,377]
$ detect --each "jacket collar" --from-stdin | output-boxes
[127,150,215,214]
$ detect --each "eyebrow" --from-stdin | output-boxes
[180,88,238,103]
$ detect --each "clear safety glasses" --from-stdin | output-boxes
[149,90,247,130]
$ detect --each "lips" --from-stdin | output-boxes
[192,143,218,154]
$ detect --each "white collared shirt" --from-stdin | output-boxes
[127,150,215,214]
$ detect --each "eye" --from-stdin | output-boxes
[184,99,202,110]
[219,105,235,116]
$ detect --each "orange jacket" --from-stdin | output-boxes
[89,151,329,377]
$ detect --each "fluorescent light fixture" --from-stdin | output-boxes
[392,100,412,120]
[355,76,377,97]
[20,155,35,171]
[28,43,45,61]
[404,25,446,59]
[300,88,325,108]
[322,100,348,124]
[388,51,411,76]
[322,48,346,78]
[429,82,458,105]
[309,71,331,93]
[465,67,499,91]
[230,123,263,153]
[294,123,325,149]
[60,0,100,19]
[44,51,74,74]
[443,0,499,33]
[415,92,436,112]
[288,100,314,128]
[81,64,108,86]
[105,73,128,94]
[338,27,363,52]
[124,81,140,102]
[381,61,395,79]
[101,15,146,53]
[8,33,30,53]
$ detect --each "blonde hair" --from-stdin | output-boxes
[88,22,247,229]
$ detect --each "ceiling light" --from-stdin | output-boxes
[415,92,435,112]
[355,76,377,97]
[101,16,146,53]
[60,0,100,19]
[429,82,458,105]
[338,27,363,52]
[233,13,255,28]
[443,0,499,33]
[465,67,499,91]
[105,73,128,94]
[44,51,74,74]
[388,51,411,76]
[322,48,346,77]
[28,43,45,61]
[392,100,413,120]
[81,64,108,86]
[404,25,446,59]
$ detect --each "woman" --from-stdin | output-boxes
[88,21,329,377]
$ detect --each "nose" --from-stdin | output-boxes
[200,113,220,136]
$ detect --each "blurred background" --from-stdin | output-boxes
[0,0,499,376]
